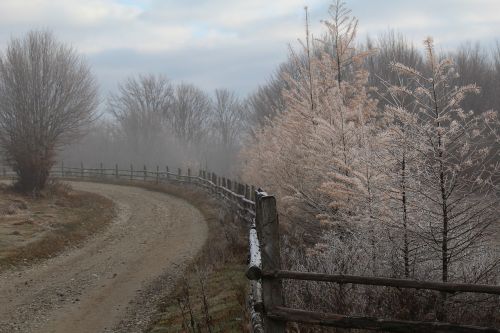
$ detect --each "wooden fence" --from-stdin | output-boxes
[2,163,500,333]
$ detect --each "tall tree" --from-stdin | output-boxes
[108,74,173,154]
[389,37,499,283]
[212,89,244,148]
[0,30,98,192]
[169,83,211,145]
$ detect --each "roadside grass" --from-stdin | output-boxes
[150,263,247,333]
[134,182,250,333]
[0,180,115,270]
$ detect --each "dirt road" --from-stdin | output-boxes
[0,182,208,333]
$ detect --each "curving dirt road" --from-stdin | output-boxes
[0,182,208,333]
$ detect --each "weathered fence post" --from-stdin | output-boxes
[81,162,84,178]
[130,164,133,181]
[166,166,169,180]
[188,168,191,182]
[143,165,147,181]
[156,165,159,184]
[61,161,64,177]
[100,162,104,177]
[115,164,119,179]
[255,191,285,332]
[178,168,181,180]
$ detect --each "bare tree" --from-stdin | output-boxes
[246,66,288,130]
[108,74,173,154]
[169,83,211,145]
[0,30,98,192]
[212,89,244,148]
[451,42,495,113]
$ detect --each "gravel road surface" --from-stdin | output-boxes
[0,182,208,333]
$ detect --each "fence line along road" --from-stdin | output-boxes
[1,162,499,333]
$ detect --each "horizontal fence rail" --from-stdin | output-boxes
[1,162,499,333]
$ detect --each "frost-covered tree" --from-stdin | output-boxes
[389,38,499,283]
[242,1,379,234]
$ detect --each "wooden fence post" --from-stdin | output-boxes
[156,165,159,184]
[115,164,119,179]
[100,162,103,177]
[255,192,285,332]
[130,164,133,181]
[178,168,181,180]
[188,168,191,182]
[143,165,147,181]
[166,166,169,180]
[81,162,84,178]
[61,161,64,177]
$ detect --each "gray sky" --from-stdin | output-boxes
[0,0,498,97]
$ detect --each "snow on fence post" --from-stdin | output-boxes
[255,191,285,332]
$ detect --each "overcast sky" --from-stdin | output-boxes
[0,0,498,97]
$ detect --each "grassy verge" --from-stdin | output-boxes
[0,180,115,270]
[135,182,250,333]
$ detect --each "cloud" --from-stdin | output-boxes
[349,0,500,48]
[0,0,498,95]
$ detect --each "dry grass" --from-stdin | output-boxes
[130,182,250,333]
[0,180,115,270]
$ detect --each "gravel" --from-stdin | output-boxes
[0,182,208,333]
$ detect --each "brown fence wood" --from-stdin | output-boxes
[267,306,499,333]
[255,192,285,333]
[261,270,500,295]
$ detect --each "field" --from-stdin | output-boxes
[0,182,114,269]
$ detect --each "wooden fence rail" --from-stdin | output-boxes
[1,163,499,333]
